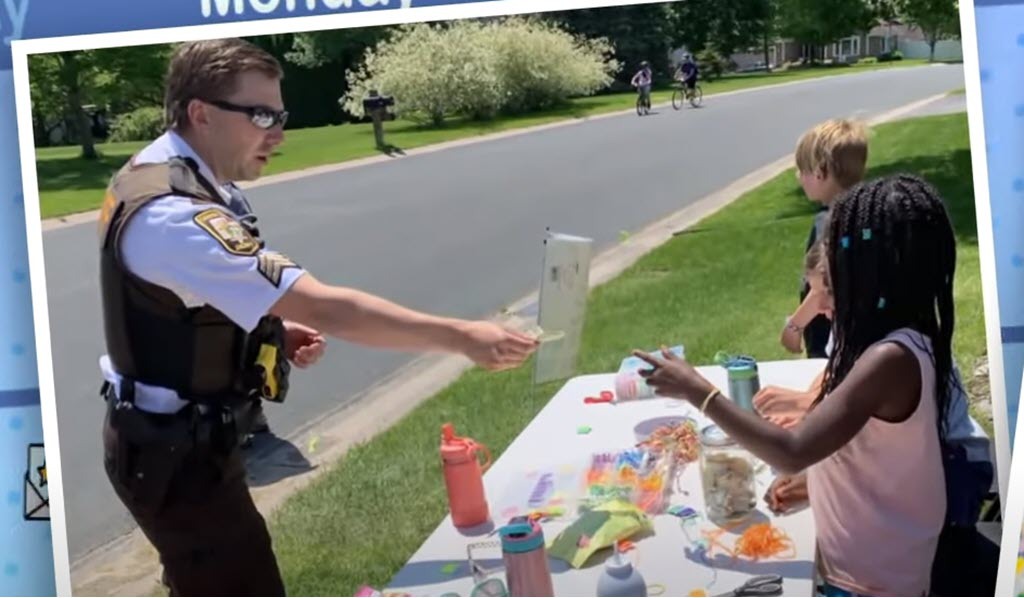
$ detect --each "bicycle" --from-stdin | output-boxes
[672,81,703,109]
[635,88,652,116]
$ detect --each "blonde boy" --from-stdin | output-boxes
[791,118,868,358]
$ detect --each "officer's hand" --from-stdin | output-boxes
[460,321,538,371]
[284,321,327,369]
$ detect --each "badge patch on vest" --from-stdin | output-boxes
[257,251,299,287]
[194,208,260,256]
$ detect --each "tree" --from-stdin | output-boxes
[868,0,900,22]
[896,0,959,61]
[546,3,677,85]
[268,29,396,125]
[283,28,393,69]
[670,0,772,57]
[30,51,100,158]
[29,44,171,155]
[27,53,62,146]
[668,0,774,75]
[736,0,777,72]
[59,52,96,159]
[777,0,876,62]
[669,0,716,55]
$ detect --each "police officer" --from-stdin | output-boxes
[97,38,539,596]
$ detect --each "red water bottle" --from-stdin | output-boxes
[440,423,493,528]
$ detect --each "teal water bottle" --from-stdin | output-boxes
[718,353,760,411]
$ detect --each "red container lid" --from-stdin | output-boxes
[441,423,475,463]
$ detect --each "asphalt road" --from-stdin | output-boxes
[42,63,965,561]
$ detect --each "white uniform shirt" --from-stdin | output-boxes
[99,131,306,413]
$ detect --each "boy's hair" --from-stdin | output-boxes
[164,38,283,131]
[814,173,957,443]
[795,119,869,189]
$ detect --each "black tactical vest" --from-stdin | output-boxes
[98,155,288,406]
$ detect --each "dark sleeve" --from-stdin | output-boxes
[800,220,817,299]
[803,315,832,359]
[813,209,829,247]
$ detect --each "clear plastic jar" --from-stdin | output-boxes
[699,424,757,525]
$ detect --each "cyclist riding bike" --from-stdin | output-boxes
[676,54,699,96]
[631,61,653,106]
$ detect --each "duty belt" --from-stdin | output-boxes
[100,379,258,454]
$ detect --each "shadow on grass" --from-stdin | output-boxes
[672,186,818,237]
[378,143,407,157]
[672,211,817,237]
[669,148,977,246]
[35,151,134,192]
[244,433,315,488]
[391,101,612,134]
[864,149,976,244]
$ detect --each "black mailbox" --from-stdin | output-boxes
[362,94,396,112]
[362,90,397,148]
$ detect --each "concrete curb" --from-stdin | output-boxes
[42,64,955,233]
[69,90,952,596]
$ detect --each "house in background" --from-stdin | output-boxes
[720,20,962,72]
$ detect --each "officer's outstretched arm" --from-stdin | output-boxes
[270,272,538,371]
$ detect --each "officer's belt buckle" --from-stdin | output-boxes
[117,377,136,407]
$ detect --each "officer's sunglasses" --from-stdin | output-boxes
[207,99,289,130]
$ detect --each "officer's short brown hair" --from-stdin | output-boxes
[794,119,869,190]
[164,38,283,131]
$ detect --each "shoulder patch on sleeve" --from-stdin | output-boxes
[257,251,300,287]
[193,208,261,256]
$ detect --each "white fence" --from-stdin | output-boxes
[898,39,962,61]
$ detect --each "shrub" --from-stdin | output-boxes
[341,17,618,125]
[488,17,618,114]
[695,48,730,82]
[342,21,502,126]
[108,106,165,142]
[877,49,904,62]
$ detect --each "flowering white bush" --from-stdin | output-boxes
[489,17,618,114]
[342,17,618,125]
[342,21,501,125]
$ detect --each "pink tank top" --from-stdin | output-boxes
[806,328,946,596]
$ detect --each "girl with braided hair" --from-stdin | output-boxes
[634,173,959,596]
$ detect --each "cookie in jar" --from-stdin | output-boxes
[699,424,757,525]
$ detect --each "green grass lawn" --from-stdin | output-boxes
[37,59,933,219]
[259,111,985,596]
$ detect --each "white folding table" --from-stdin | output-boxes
[388,359,827,597]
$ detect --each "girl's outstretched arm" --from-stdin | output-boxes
[633,344,922,475]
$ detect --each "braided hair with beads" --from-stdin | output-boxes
[813,173,958,443]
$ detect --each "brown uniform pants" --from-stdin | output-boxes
[101,393,285,596]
